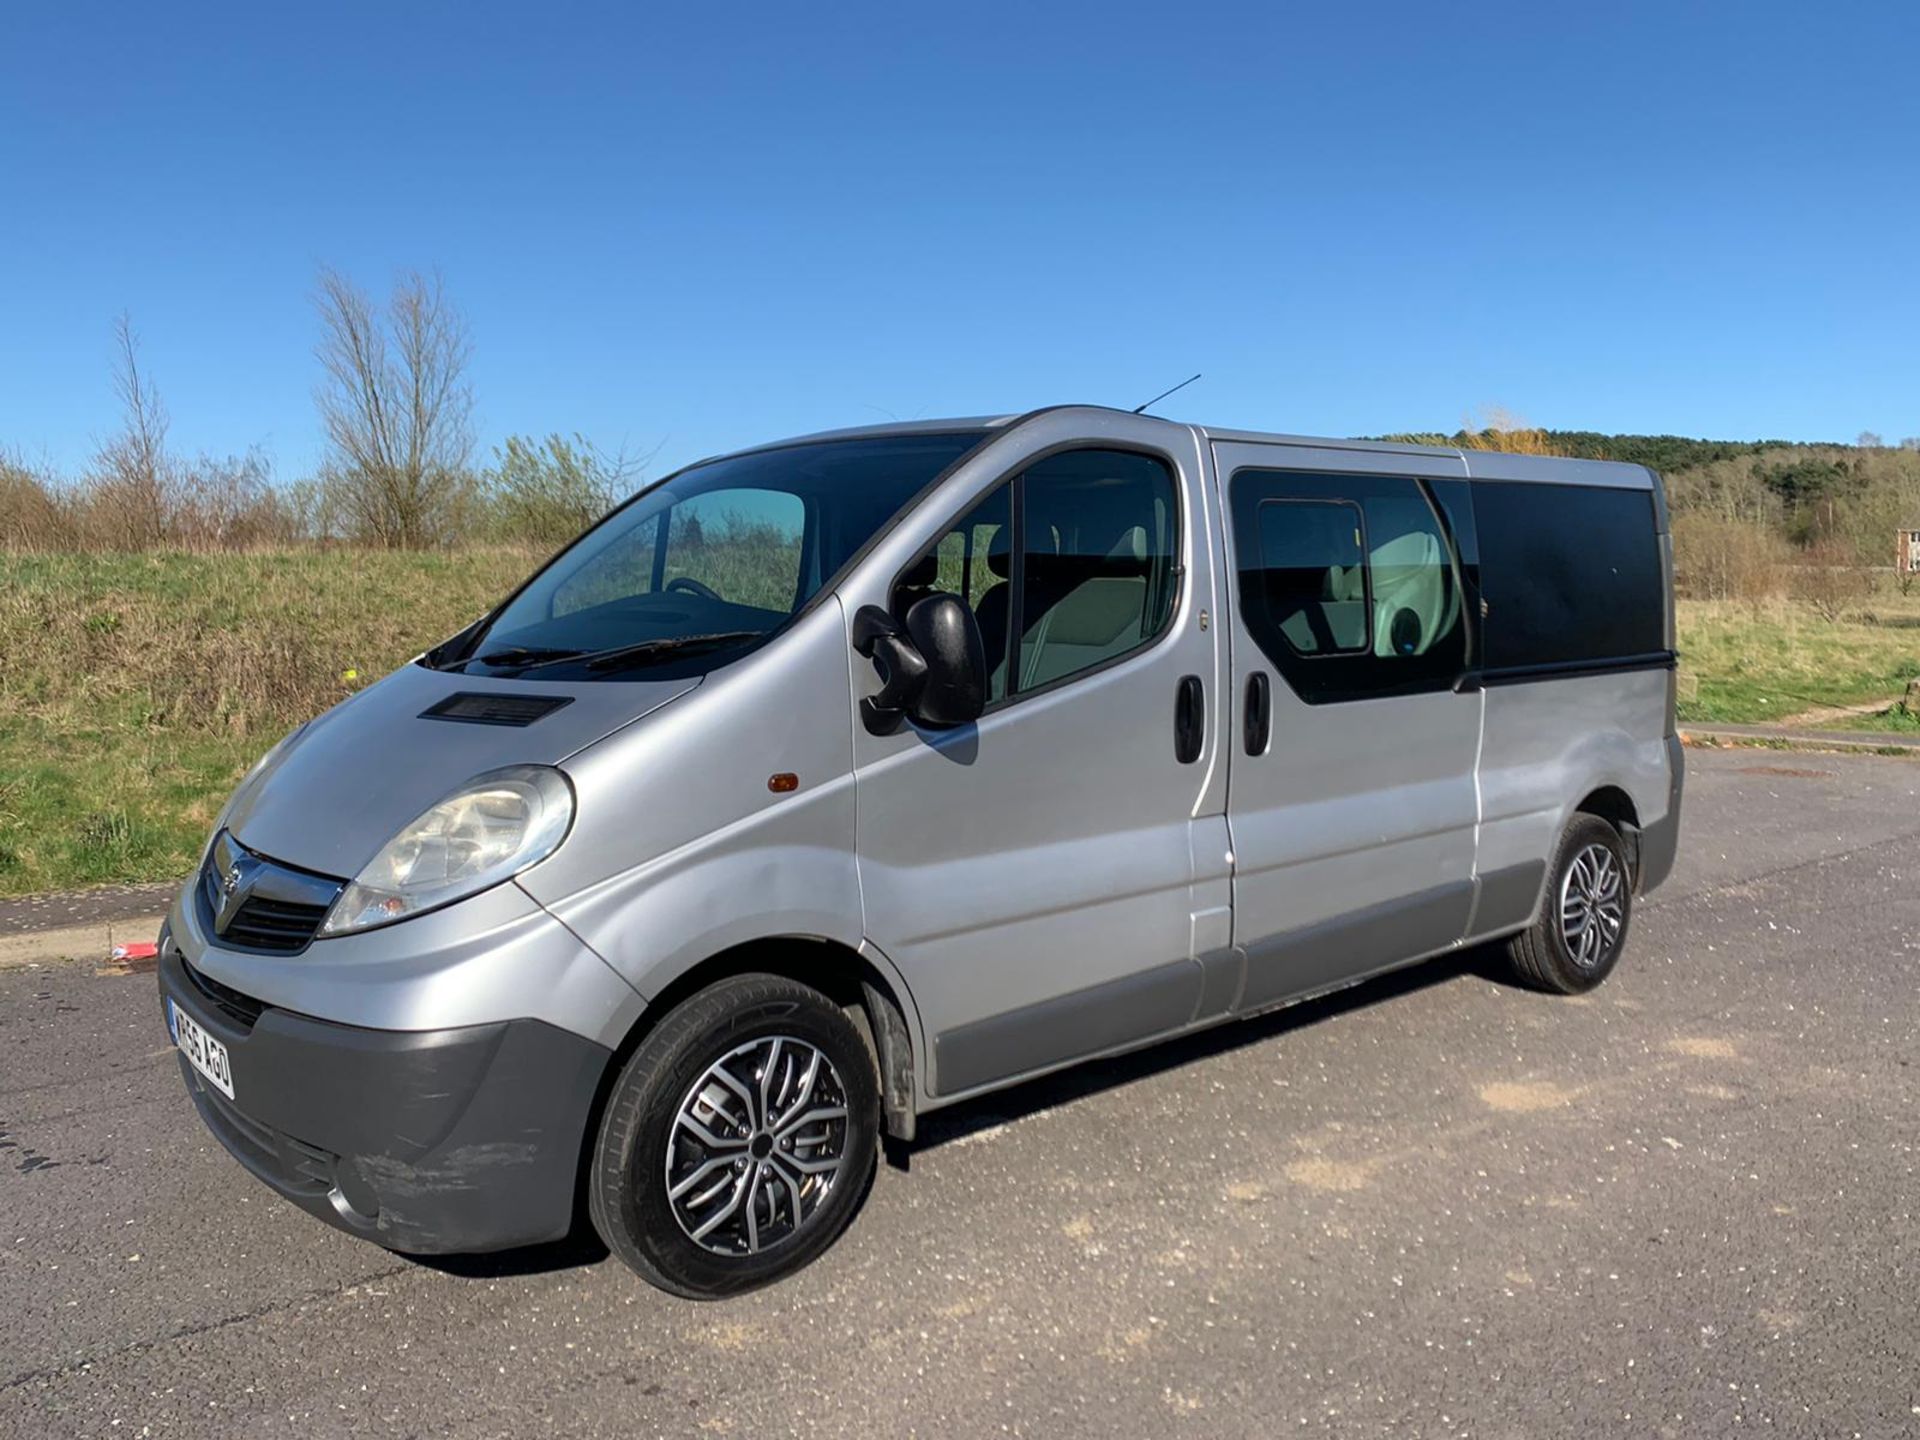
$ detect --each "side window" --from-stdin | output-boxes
[1232,470,1467,704]
[897,482,1014,703]
[1470,481,1664,672]
[892,449,1180,707]
[1017,451,1178,692]
[1254,499,1367,654]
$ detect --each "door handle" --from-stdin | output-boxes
[1175,674,1204,764]
[1243,672,1271,756]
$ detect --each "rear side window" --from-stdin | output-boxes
[1471,482,1664,673]
[1231,470,1467,704]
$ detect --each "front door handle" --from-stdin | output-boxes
[1244,672,1271,755]
[1175,674,1204,764]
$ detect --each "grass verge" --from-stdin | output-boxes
[0,548,541,895]
[4,552,1919,896]
[1675,591,1920,727]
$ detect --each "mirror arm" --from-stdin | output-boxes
[853,605,927,735]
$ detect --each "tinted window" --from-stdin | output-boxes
[1471,481,1664,672]
[895,449,1180,706]
[1232,470,1467,704]
[462,432,982,679]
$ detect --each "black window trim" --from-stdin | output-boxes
[888,439,1189,719]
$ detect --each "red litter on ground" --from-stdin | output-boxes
[111,942,159,962]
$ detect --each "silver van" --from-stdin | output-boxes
[159,406,1682,1298]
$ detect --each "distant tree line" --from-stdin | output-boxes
[0,267,648,553]
[7,308,1918,615]
[1383,410,1920,611]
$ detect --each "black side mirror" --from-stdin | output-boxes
[852,594,986,733]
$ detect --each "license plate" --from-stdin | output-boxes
[168,998,234,1100]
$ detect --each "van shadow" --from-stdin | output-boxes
[401,944,1508,1281]
[907,942,1506,1156]
[403,1228,608,1280]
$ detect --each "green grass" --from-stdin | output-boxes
[6,550,1920,897]
[1675,591,1920,728]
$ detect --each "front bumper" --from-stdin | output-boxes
[159,942,611,1254]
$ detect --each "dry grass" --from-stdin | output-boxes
[0,547,544,894]
[1676,585,1920,725]
[5,548,1919,898]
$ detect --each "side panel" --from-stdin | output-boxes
[1214,441,1482,1010]
[845,410,1229,1099]
[1459,453,1677,935]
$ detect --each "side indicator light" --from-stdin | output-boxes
[767,773,799,794]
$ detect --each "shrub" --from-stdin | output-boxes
[479,433,640,548]
[1791,538,1874,622]
[0,456,74,550]
[1671,513,1790,603]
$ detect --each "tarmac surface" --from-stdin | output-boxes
[2,747,1917,1437]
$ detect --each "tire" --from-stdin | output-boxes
[587,973,879,1300]
[1504,813,1634,994]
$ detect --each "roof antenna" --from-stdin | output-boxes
[1132,372,1202,415]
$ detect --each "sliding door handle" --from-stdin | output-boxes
[1243,672,1271,755]
[1175,674,1204,764]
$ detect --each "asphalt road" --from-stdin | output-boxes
[3,747,1917,1438]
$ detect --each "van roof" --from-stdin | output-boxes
[721,406,1656,490]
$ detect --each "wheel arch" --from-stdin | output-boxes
[1571,784,1645,885]
[589,934,926,1151]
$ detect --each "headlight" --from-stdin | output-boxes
[320,765,574,936]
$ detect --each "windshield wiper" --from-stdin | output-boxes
[583,631,767,672]
[470,645,587,669]
[492,631,767,675]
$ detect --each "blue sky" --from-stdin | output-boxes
[3,1,1916,482]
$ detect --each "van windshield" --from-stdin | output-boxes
[446,431,987,680]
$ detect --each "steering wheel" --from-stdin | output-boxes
[665,576,722,602]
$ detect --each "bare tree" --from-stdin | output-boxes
[1457,404,1562,457]
[313,266,476,547]
[85,313,175,547]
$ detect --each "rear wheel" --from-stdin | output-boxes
[588,973,880,1299]
[1505,813,1632,994]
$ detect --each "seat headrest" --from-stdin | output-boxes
[1107,525,1148,564]
[899,552,938,589]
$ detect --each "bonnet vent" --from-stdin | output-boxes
[419,692,576,727]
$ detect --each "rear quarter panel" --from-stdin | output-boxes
[1472,668,1674,934]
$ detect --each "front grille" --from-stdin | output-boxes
[199,831,342,954]
[220,895,330,951]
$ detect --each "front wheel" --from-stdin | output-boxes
[1504,814,1633,994]
[587,973,880,1299]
